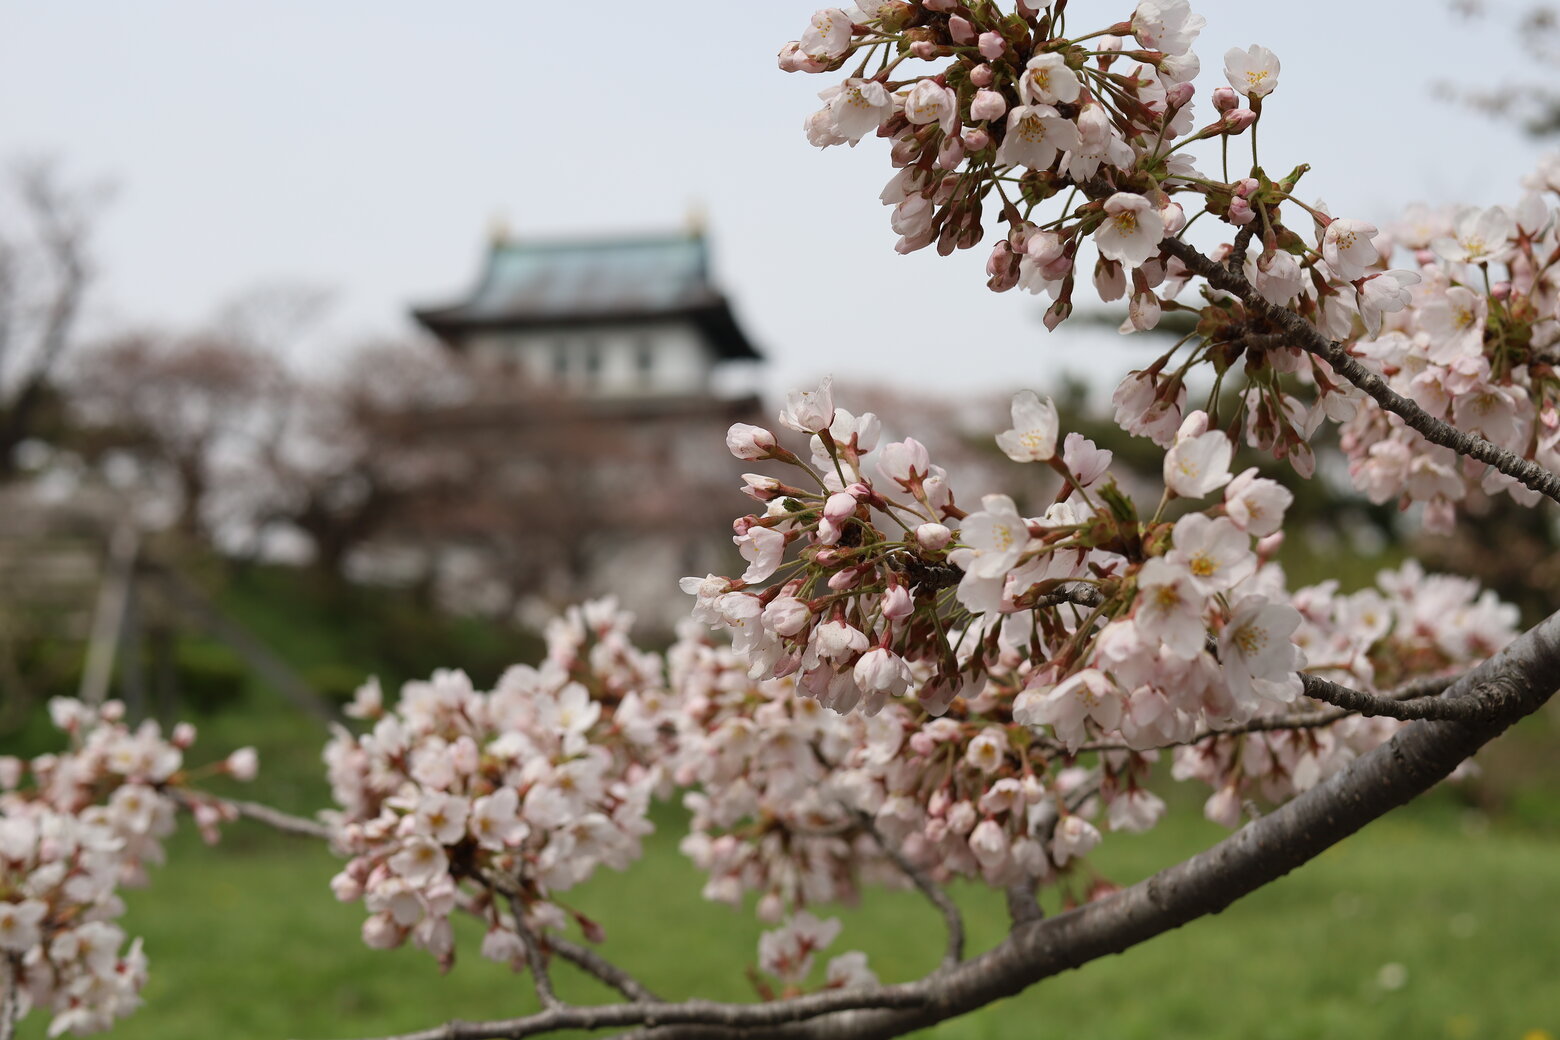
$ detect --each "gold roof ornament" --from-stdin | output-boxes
[685,200,707,237]
[488,211,511,245]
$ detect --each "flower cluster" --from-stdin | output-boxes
[0,699,254,1037]
[324,599,672,971]
[783,2,1560,534]
[782,0,1282,326]
[1174,560,1518,824]
[698,380,1310,736]
[1336,182,1560,528]
[674,381,1520,903]
[671,626,914,917]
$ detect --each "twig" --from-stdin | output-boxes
[1157,236,1560,505]
[0,955,20,1040]
[1004,882,1044,928]
[806,739,963,970]
[1030,583,1105,611]
[1299,674,1488,722]
[170,790,334,841]
[505,894,564,1012]
[856,812,965,971]
[1072,674,1462,753]
[549,936,660,1004]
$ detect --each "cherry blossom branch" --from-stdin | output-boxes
[738,607,1560,1040]
[1030,583,1106,611]
[548,937,661,1004]
[504,893,563,1012]
[169,790,335,841]
[1004,882,1044,928]
[808,737,965,970]
[1297,674,1489,721]
[857,812,965,970]
[316,983,931,1040]
[324,605,1560,1040]
[0,955,19,1040]
[1158,237,1560,504]
[1072,674,1462,752]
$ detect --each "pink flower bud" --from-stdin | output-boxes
[925,0,955,10]
[937,132,965,169]
[1212,86,1238,112]
[1166,82,1195,109]
[172,722,196,749]
[970,88,1006,122]
[823,491,858,523]
[1129,291,1162,332]
[1043,297,1072,331]
[948,14,975,43]
[977,34,1005,61]
[882,585,914,620]
[1228,197,1255,225]
[726,423,777,460]
[910,39,937,59]
[828,567,863,591]
[1223,108,1257,132]
[986,240,1019,292]
[225,747,259,782]
[764,594,812,637]
[915,523,952,550]
[1256,531,1285,557]
[1204,785,1243,828]
[962,127,990,151]
[1093,257,1126,302]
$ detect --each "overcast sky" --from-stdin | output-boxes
[1,1,1551,399]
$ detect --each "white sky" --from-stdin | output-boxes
[1,1,1551,399]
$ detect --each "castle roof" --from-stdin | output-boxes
[412,230,763,362]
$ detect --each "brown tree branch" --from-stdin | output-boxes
[0,954,20,1040]
[309,985,930,1040]
[857,812,965,971]
[503,893,563,1012]
[548,937,661,1005]
[170,790,334,841]
[1298,673,1487,721]
[1072,673,1462,753]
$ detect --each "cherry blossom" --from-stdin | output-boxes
[1223,45,1280,98]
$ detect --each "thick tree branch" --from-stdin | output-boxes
[314,985,930,1040]
[1158,237,1560,505]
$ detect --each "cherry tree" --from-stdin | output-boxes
[5,1,1560,1038]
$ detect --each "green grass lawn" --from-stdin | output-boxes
[14,791,1559,1040]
